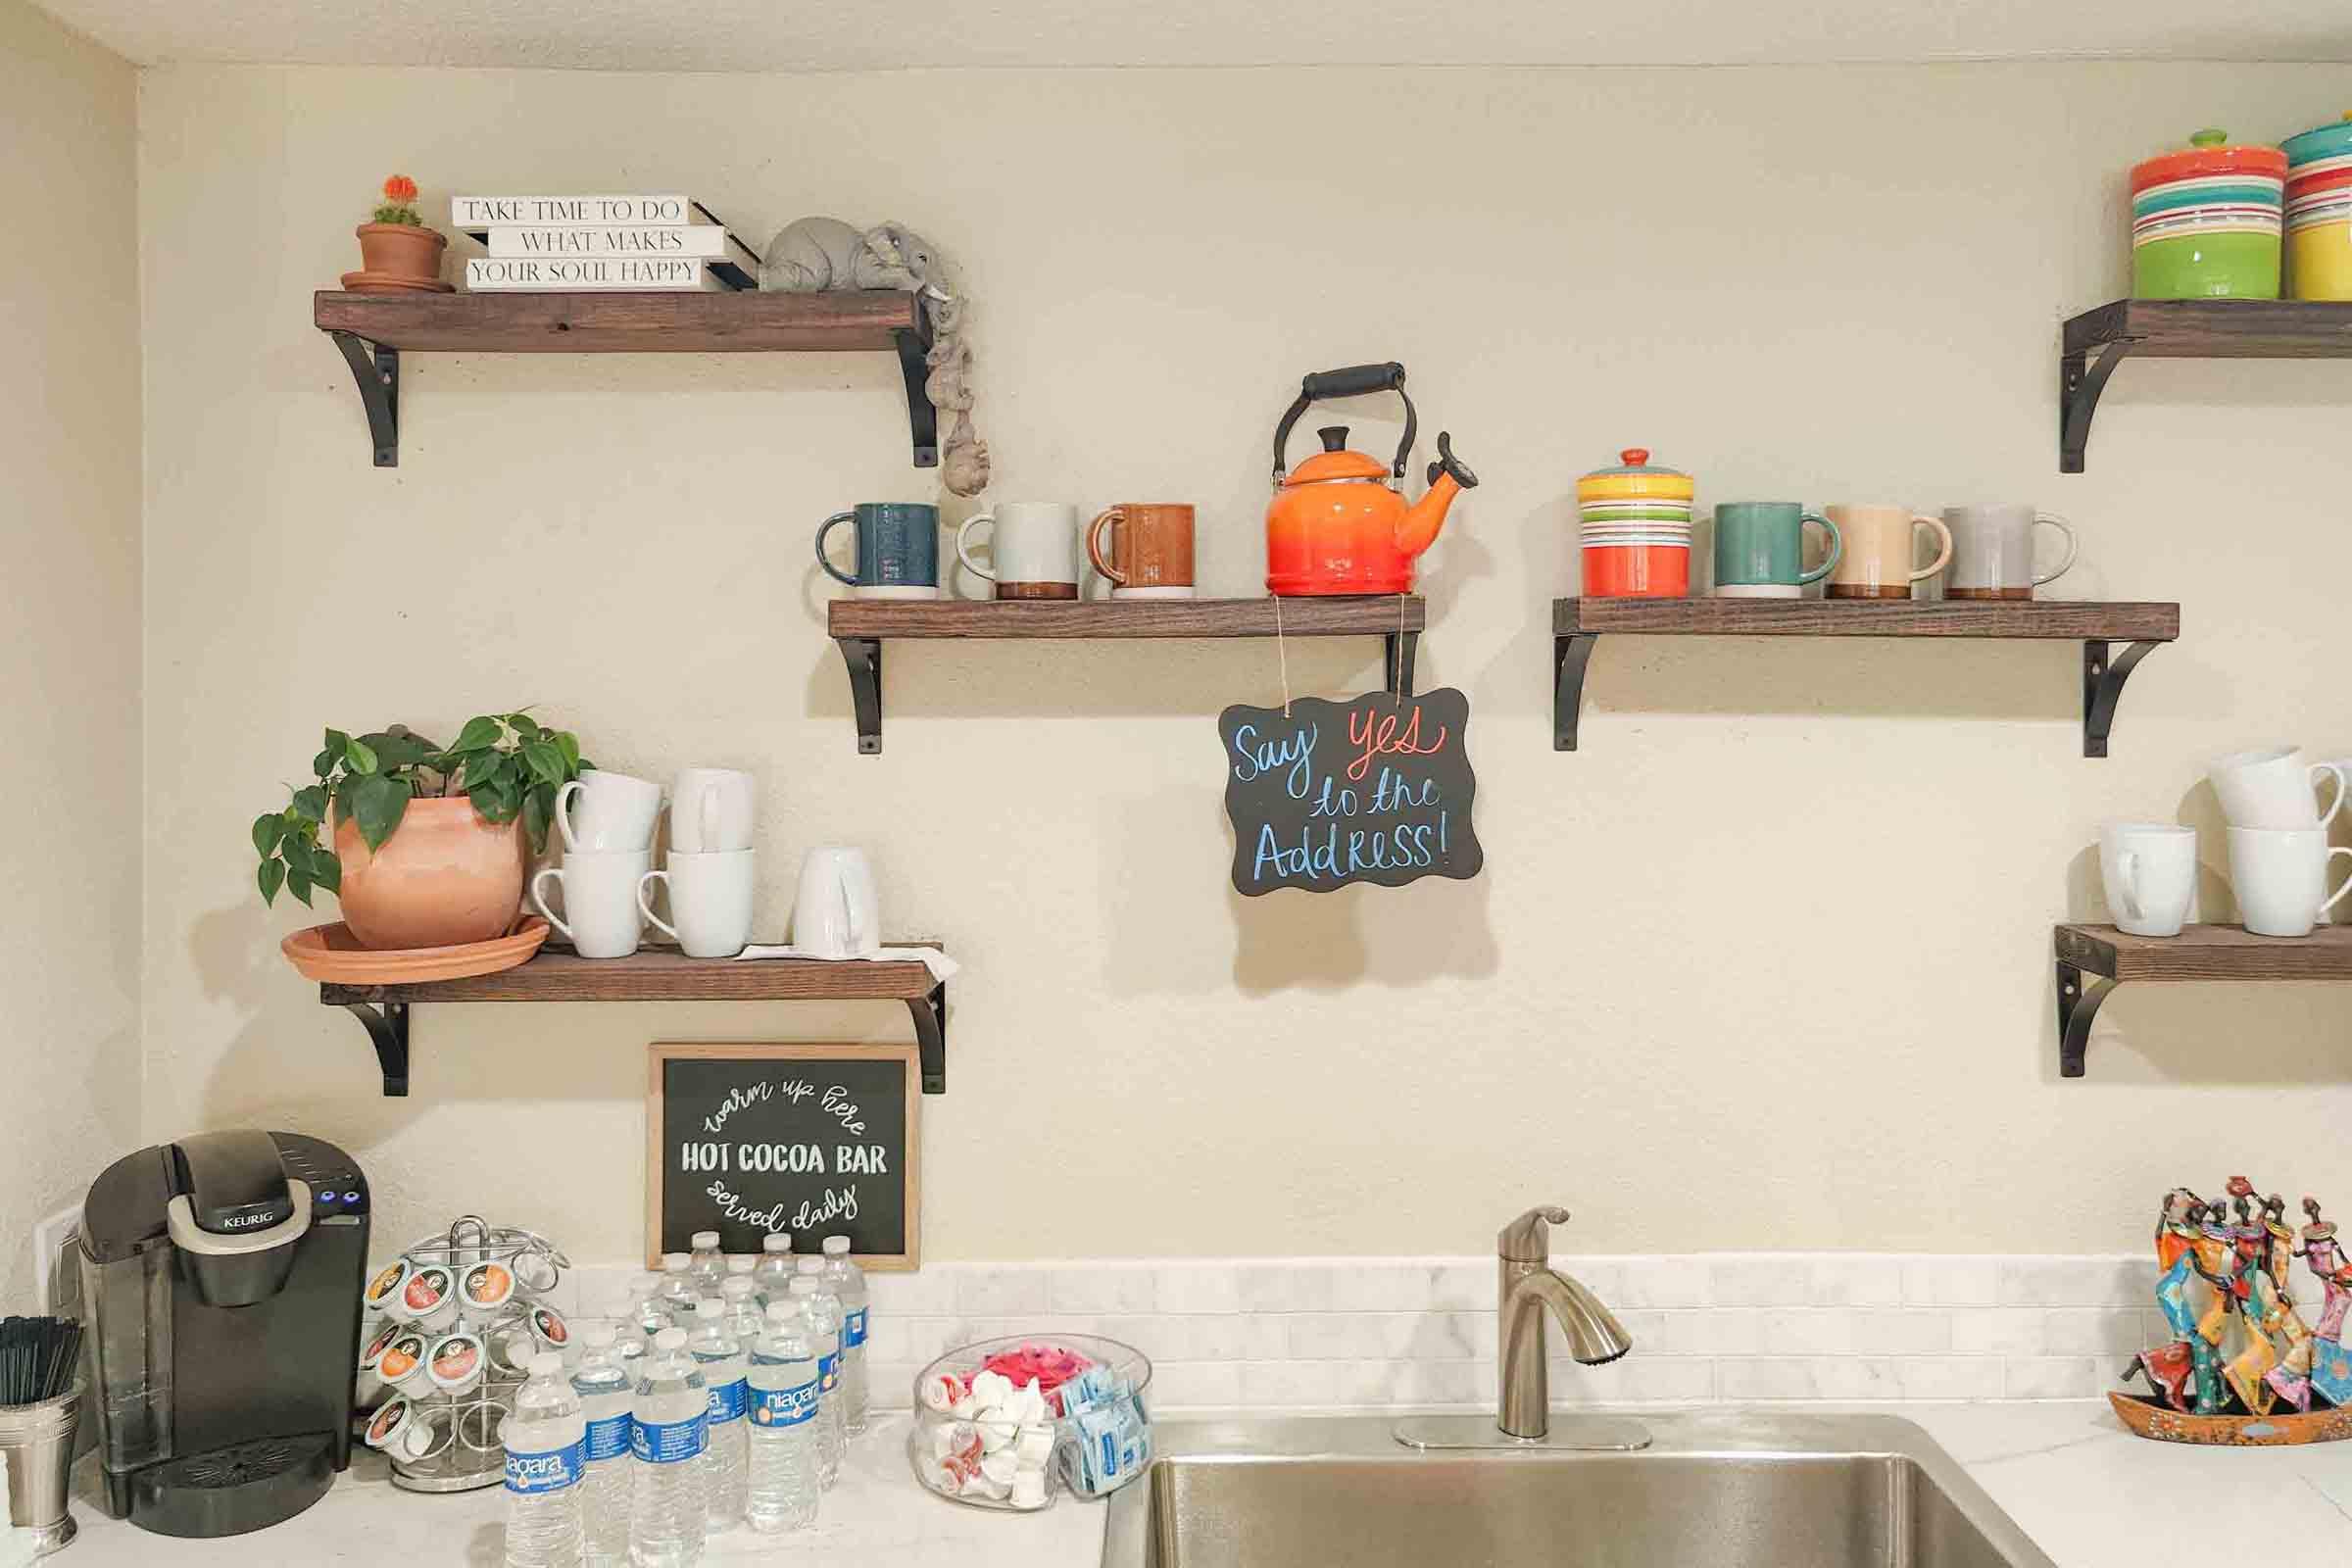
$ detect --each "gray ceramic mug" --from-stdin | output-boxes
[1941,506,2077,599]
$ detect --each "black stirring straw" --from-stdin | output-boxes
[0,1316,83,1404]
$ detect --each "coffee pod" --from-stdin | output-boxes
[459,1260,517,1317]
[525,1303,571,1354]
[362,1395,415,1451]
[365,1258,415,1320]
[376,1330,431,1391]
[427,1332,485,1396]
[360,1318,404,1374]
[402,1264,459,1332]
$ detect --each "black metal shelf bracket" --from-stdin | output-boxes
[2054,959,2116,1078]
[339,1002,412,1096]
[1385,631,1419,699]
[906,981,948,1094]
[329,331,401,467]
[837,637,884,755]
[893,319,940,469]
[2059,340,2133,474]
[1553,633,1600,751]
[2082,639,2161,759]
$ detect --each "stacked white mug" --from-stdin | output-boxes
[532,771,663,958]
[2210,746,2351,938]
[639,769,758,958]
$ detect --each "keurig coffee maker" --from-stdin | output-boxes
[78,1129,369,1537]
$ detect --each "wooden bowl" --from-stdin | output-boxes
[2108,1390,2352,1446]
[282,915,549,985]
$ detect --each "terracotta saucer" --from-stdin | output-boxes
[338,270,455,293]
[282,915,550,984]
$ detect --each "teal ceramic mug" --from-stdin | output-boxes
[1712,503,1841,599]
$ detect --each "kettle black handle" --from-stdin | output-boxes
[1271,362,1417,481]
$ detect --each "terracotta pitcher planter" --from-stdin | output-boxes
[334,796,525,950]
[349,222,449,292]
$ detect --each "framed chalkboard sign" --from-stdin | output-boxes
[646,1042,919,1270]
[1219,687,1484,896]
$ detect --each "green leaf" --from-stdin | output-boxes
[312,850,341,894]
[313,749,337,778]
[281,835,314,877]
[360,730,432,771]
[252,812,284,857]
[469,777,521,823]
[286,865,315,906]
[520,740,564,786]
[553,731,580,773]
[344,737,379,775]
[508,713,543,741]
[350,772,411,851]
[521,784,552,853]
[290,786,327,823]
[324,728,350,757]
[258,857,285,906]
[449,715,505,753]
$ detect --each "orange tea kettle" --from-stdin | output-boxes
[1265,362,1478,597]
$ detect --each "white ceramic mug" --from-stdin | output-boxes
[530,849,652,958]
[956,503,1081,598]
[668,768,755,854]
[554,770,662,853]
[2098,822,2197,938]
[2208,746,2347,831]
[1941,505,2079,599]
[638,850,756,959]
[2226,827,2352,938]
[791,846,879,959]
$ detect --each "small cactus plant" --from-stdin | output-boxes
[370,173,423,227]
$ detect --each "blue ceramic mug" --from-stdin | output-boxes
[816,503,939,595]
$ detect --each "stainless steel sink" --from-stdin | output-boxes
[1102,1411,2055,1567]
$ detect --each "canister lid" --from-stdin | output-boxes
[2283,111,2352,170]
[2131,128,2287,192]
[1577,448,1693,503]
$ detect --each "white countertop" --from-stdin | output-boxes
[46,1401,2352,1566]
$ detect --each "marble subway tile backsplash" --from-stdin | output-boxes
[807,1253,2174,1413]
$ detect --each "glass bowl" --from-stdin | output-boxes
[906,1333,1153,1510]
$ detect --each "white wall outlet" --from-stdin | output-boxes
[32,1202,82,1315]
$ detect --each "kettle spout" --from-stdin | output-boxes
[1396,431,1479,558]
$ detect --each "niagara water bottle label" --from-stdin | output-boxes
[819,1351,841,1393]
[844,1308,868,1348]
[630,1413,709,1464]
[583,1413,631,1462]
[505,1440,585,1494]
[705,1376,749,1424]
[754,1380,819,1427]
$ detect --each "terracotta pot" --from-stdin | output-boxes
[334,796,525,950]
[352,222,447,289]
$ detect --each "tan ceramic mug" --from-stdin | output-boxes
[1086,504,1197,599]
[1824,505,1952,600]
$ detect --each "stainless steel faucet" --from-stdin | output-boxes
[1496,1205,1632,1440]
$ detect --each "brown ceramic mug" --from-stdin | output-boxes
[1086,504,1197,598]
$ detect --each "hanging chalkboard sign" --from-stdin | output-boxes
[1218,687,1484,896]
[647,1042,918,1269]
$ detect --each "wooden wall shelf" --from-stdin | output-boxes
[2054,923,2352,1076]
[2059,299,2352,471]
[319,942,949,1097]
[1552,597,2180,757]
[312,289,934,468]
[826,596,1425,754]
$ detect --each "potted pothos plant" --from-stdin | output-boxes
[347,173,449,292]
[252,712,591,950]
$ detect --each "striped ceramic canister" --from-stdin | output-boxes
[2283,112,2352,301]
[2130,128,2285,300]
[1577,447,1691,599]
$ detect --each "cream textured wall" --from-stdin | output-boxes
[137,61,2352,1266]
[2,0,140,1308]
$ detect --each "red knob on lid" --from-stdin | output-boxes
[1621,449,1649,466]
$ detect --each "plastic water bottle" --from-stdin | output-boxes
[504,1350,587,1568]
[720,1277,764,1347]
[569,1324,633,1566]
[785,1276,844,1487]
[686,1300,748,1529]
[819,1236,871,1436]
[656,1254,700,1322]
[752,1235,794,1304]
[627,1272,669,1340]
[628,1328,708,1567]
[687,1231,726,1296]
[744,1300,822,1534]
